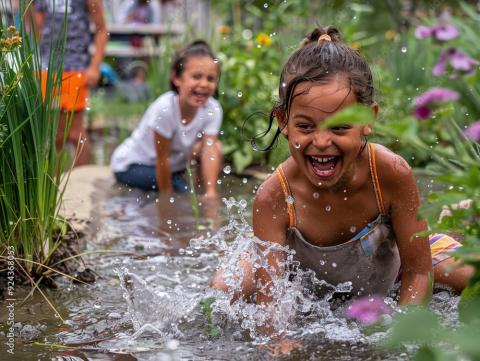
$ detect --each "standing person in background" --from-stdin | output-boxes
[124,0,154,24]
[33,0,108,166]
[110,40,223,199]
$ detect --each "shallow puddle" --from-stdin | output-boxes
[1,173,460,361]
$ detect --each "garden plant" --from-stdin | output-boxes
[0,2,76,304]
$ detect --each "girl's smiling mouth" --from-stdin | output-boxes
[308,155,340,178]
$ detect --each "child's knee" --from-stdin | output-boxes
[433,258,475,293]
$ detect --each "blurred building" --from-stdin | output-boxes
[104,0,210,36]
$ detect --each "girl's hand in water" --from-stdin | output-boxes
[265,338,303,356]
[200,194,222,230]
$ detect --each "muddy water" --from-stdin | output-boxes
[1,172,459,361]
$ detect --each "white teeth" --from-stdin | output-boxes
[311,156,335,163]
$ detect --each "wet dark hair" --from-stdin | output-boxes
[170,40,220,93]
[254,26,374,151]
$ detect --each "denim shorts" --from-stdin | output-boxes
[114,164,189,192]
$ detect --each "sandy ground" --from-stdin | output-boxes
[61,165,115,237]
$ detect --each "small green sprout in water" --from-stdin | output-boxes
[199,296,220,337]
[185,163,202,230]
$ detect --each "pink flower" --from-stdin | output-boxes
[464,121,480,143]
[415,24,459,41]
[433,48,479,78]
[413,87,460,120]
[415,26,433,39]
[345,296,392,326]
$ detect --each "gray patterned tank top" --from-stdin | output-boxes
[36,0,91,70]
[275,143,401,297]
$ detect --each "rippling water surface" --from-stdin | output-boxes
[2,175,460,361]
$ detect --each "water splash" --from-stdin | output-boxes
[115,198,462,353]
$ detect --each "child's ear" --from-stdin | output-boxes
[171,70,179,87]
[275,111,288,136]
[371,102,379,118]
[362,103,379,136]
[362,125,372,136]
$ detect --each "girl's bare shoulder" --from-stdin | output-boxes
[372,143,419,204]
[254,167,286,208]
[373,143,414,179]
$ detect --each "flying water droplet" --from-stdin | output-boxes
[223,165,232,174]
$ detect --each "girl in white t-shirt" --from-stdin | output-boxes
[110,41,223,198]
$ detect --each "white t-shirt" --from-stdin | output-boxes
[110,91,223,173]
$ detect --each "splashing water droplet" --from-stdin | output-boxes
[237,91,243,98]
[263,3,268,8]
[206,139,214,146]
[350,226,357,233]
[242,178,248,184]
[223,165,232,174]
[313,192,319,199]
[401,46,407,53]
[286,195,294,204]
[294,142,301,149]
[169,197,175,203]
[325,205,331,212]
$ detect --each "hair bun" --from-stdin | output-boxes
[302,26,342,47]
[189,40,212,51]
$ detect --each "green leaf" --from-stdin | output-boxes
[320,104,375,129]
[232,146,254,173]
[383,307,444,348]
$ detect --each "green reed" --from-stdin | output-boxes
[0,2,69,273]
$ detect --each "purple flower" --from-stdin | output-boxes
[413,87,460,120]
[345,296,392,326]
[415,24,460,41]
[433,48,479,78]
[415,26,433,39]
[434,24,460,41]
[464,121,480,143]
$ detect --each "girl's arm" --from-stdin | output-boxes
[154,132,173,193]
[210,175,289,303]
[387,154,433,305]
[252,178,290,305]
[86,0,108,87]
[28,3,45,39]
[200,135,222,198]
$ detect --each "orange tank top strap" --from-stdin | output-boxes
[275,165,297,228]
[368,143,387,215]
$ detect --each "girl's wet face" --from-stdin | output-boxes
[283,75,369,190]
[172,55,219,109]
